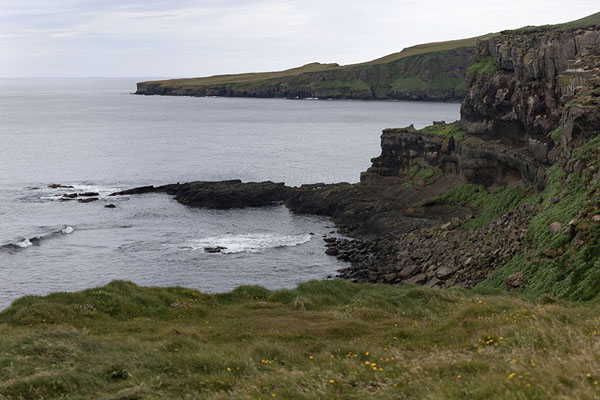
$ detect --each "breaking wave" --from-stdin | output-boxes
[185,233,312,254]
[0,225,74,252]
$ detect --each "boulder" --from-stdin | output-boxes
[506,271,526,291]
[549,222,563,234]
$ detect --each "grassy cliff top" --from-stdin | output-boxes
[140,33,496,87]
[1,280,600,399]
[504,11,600,34]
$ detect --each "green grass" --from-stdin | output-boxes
[550,126,563,144]
[2,280,600,399]
[420,121,466,142]
[468,57,499,76]
[434,184,530,229]
[438,132,600,300]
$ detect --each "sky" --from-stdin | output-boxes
[1,0,598,78]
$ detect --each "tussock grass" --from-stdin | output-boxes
[2,280,600,399]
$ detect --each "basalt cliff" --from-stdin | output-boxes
[120,21,600,300]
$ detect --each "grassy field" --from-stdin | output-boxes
[2,280,600,399]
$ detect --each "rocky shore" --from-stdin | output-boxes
[116,24,600,297]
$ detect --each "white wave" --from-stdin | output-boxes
[16,238,32,248]
[61,226,74,234]
[70,184,120,196]
[187,233,312,254]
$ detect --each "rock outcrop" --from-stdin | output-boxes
[111,180,292,209]
[461,27,600,145]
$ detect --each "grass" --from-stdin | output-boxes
[504,11,600,34]
[430,130,600,300]
[468,57,499,76]
[2,280,600,399]
[420,121,466,142]
[434,184,530,229]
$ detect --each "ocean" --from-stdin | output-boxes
[0,78,460,309]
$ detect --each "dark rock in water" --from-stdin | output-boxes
[204,246,227,253]
[112,180,293,209]
[104,204,117,208]
[78,198,98,203]
[110,185,158,196]
[80,192,99,197]
[325,247,339,256]
[48,184,74,189]
[63,193,78,198]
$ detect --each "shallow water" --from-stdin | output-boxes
[0,78,460,309]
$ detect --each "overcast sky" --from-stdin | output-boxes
[1,0,598,78]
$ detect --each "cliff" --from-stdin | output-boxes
[337,21,600,299]
[136,35,492,101]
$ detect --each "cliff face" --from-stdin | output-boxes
[364,26,600,191]
[344,25,600,298]
[136,47,476,101]
[461,27,600,144]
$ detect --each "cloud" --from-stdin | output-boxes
[1,0,599,77]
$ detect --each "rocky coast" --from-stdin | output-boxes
[114,23,600,299]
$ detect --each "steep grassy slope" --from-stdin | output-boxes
[136,34,497,101]
[2,280,600,399]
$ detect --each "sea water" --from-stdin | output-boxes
[0,78,460,309]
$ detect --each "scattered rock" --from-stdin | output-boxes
[104,204,117,208]
[325,248,339,256]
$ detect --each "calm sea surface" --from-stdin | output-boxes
[0,78,460,309]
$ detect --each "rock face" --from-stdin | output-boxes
[362,125,547,189]
[461,27,600,144]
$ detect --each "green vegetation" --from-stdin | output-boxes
[435,184,529,229]
[550,126,563,144]
[3,280,600,399]
[420,121,466,142]
[504,11,600,34]
[414,168,435,181]
[432,131,600,300]
[468,57,499,77]
[138,33,501,101]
